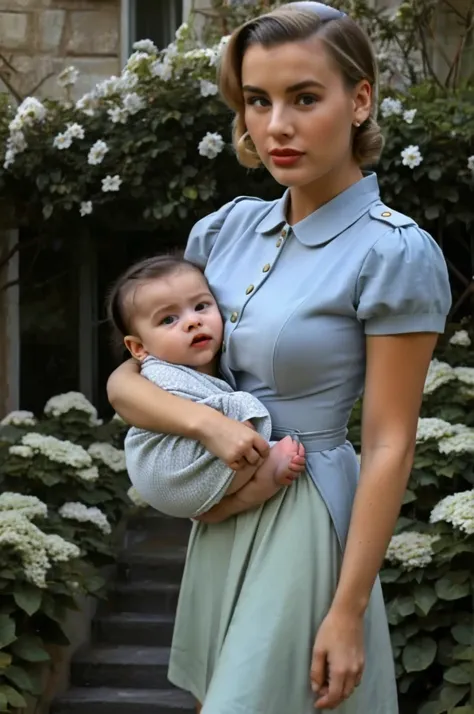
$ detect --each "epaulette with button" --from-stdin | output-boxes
[369,203,416,228]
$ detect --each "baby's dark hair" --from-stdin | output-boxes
[106,253,203,353]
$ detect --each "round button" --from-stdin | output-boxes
[281,228,287,238]
[276,239,282,248]
[230,311,238,323]
[381,211,392,217]
[262,264,271,273]
[245,285,254,295]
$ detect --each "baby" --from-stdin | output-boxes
[107,254,305,520]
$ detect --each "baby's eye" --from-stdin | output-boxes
[161,315,176,325]
[195,302,209,312]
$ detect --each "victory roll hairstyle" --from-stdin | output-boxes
[218,1,383,169]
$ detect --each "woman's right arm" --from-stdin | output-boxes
[107,360,270,468]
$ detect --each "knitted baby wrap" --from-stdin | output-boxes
[124,356,273,518]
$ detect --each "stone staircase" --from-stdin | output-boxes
[52,510,194,714]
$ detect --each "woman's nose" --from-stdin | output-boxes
[268,105,294,138]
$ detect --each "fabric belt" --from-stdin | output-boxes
[271,425,347,453]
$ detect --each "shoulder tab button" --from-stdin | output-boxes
[381,211,392,217]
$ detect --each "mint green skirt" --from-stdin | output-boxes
[168,473,398,713]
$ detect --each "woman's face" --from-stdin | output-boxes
[241,36,371,188]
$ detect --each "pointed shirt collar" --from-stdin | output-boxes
[255,172,380,247]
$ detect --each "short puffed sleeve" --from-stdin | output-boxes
[355,225,451,335]
[184,199,239,269]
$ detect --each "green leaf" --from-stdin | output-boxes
[0,692,7,712]
[444,663,472,685]
[425,205,440,220]
[397,595,415,617]
[435,577,470,601]
[0,652,12,670]
[0,684,27,708]
[42,203,54,220]
[11,634,50,662]
[451,624,473,646]
[428,167,442,181]
[4,664,33,692]
[182,186,198,200]
[14,583,42,615]
[402,636,437,672]
[0,614,16,648]
[414,585,437,616]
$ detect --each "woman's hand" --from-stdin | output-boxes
[199,412,270,470]
[310,608,365,710]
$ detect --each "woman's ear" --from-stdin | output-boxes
[352,79,372,126]
[124,335,148,362]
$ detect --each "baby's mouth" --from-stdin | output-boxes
[191,334,212,346]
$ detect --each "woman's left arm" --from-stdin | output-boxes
[311,331,438,710]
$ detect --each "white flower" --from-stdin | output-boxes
[122,92,145,115]
[200,80,219,97]
[454,366,474,385]
[416,417,454,443]
[9,444,34,458]
[3,149,16,170]
[94,76,122,99]
[467,156,474,172]
[175,22,189,42]
[150,59,173,82]
[76,92,99,117]
[44,533,81,561]
[16,97,47,125]
[128,487,149,508]
[77,466,99,482]
[0,492,47,520]
[53,132,73,150]
[58,65,79,88]
[380,97,403,118]
[386,531,438,570]
[112,412,126,425]
[108,106,128,124]
[403,109,417,124]
[423,358,456,394]
[449,329,471,347]
[198,132,225,159]
[8,131,27,151]
[66,122,85,140]
[0,512,79,588]
[430,490,474,535]
[1,410,36,427]
[438,425,474,455]
[88,139,109,166]
[127,51,150,73]
[44,391,100,425]
[88,442,126,472]
[133,39,158,55]
[59,502,111,535]
[80,201,93,217]
[20,432,92,469]
[102,175,122,192]
[118,70,139,91]
[184,47,217,66]
[401,144,423,169]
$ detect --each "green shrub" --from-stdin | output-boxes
[0,393,132,713]
[349,327,474,714]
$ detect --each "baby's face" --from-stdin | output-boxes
[126,269,223,372]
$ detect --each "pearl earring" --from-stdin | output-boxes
[354,120,361,127]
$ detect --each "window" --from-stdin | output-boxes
[122,0,184,61]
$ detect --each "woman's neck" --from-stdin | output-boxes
[287,164,364,225]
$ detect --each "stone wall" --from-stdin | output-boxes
[0,0,121,101]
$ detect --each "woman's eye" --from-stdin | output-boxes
[161,315,176,325]
[195,302,208,312]
[297,94,318,106]
[246,96,270,108]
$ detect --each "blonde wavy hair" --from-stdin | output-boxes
[218,2,383,169]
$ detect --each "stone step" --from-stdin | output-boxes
[111,580,181,615]
[118,546,187,584]
[71,646,172,689]
[52,687,194,714]
[125,511,192,544]
[94,613,175,647]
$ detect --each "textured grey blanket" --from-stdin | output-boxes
[124,356,272,518]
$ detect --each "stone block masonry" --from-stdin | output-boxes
[0,0,121,101]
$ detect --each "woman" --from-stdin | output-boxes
[108,3,451,712]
